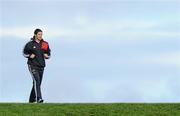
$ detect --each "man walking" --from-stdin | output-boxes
[23,29,51,103]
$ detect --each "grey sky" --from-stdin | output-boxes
[0,0,179,103]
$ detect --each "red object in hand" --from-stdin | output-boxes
[41,41,48,51]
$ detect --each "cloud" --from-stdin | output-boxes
[133,52,180,67]
[80,75,179,102]
[0,26,65,39]
[0,19,179,41]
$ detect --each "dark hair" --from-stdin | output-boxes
[32,28,42,39]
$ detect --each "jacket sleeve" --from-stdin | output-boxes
[23,42,32,58]
[45,43,51,59]
[41,41,51,59]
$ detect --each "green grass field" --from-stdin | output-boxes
[0,103,180,116]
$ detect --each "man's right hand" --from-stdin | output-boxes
[30,54,35,59]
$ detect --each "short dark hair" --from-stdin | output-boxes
[32,28,43,40]
[34,28,42,35]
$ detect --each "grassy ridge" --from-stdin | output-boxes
[0,103,180,116]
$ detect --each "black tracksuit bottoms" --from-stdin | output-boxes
[28,64,44,102]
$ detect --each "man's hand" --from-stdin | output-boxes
[30,54,35,59]
[44,54,50,59]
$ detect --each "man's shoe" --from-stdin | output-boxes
[29,101,36,103]
[37,99,44,103]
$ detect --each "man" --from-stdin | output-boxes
[23,28,51,103]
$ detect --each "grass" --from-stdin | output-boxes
[0,103,180,116]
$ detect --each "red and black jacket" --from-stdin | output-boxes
[23,38,51,68]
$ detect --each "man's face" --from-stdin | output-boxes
[35,32,43,41]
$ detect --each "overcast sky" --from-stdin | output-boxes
[0,0,179,103]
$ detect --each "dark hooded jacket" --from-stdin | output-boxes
[23,38,51,68]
